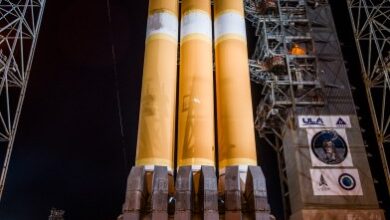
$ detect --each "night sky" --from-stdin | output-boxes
[1,0,146,219]
[0,0,389,219]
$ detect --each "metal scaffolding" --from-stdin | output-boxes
[246,0,324,136]
[245,0,356,218]
[346,0,390,193]
[245,0,326,218]
[0,0,46,201]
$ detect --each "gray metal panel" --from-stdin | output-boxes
[305,3,356,115]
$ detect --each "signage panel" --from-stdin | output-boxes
[310,168,363,196]
[298,115,351,128]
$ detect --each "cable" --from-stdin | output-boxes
[106,0,128,170]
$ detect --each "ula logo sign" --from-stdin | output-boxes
[302,117,324,126]
[298,115,351,128]
[336,118,347,126]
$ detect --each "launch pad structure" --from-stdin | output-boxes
[246,0,386,219]
[0,0,46,201]
[346,0,390,194]
[122,0,386,219]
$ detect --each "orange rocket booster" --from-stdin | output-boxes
[214,0,258,174]
[135,0,179,172]
[177,0,215,170]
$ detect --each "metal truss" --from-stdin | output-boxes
[246,0,324,136]
[0,0,46,201]
[346,0,390,193]
[245,0,326,218]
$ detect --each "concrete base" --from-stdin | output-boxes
[290,209,385,220]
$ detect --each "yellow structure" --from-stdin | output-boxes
[177,0,215,170]
[214,0,258,174]
[135,0,179,172]
[291,44,306,55]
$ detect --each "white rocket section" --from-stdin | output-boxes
[214,12,247,40]
[146,12,179,40]
[180,11,212,40]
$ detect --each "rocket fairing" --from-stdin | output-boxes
[177,0,215,170]
[214,0,258,173]
[135,0,179,172]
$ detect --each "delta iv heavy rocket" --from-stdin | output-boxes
[122,0,271,219]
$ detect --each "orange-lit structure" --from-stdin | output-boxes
[290,44,305,55]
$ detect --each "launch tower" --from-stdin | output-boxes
[0,0,46,201]
[346,0,390,194]
[246,0,385,219]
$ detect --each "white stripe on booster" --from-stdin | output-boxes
[214,12,246,40]
[146,12,178,41]
[181,11,212,40]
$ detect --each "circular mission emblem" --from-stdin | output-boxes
[311,130,348,165]
[338,173,356,190]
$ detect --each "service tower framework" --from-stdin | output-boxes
[346,0,390,194]
[246,0,384,219]
[0,0,46,201]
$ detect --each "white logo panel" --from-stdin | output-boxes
[310,168,363,196]
[298,115,351,128]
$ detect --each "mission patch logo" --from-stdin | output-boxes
[307,128,353,167]
[311,130,348,165]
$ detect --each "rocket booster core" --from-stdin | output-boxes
[214,0,258,174]
[135,0,179,172]
[177,0,215,171]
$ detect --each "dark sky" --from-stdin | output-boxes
[0,0,147,219]
[0,0,389,219]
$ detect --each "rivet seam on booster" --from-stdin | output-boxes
[214,12,246,42]
[180,10,212,41]
[146,12,178,41]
